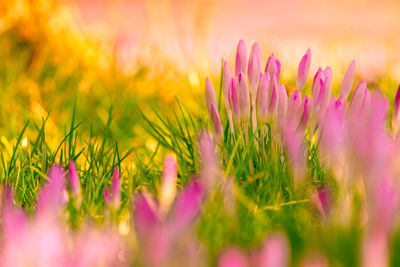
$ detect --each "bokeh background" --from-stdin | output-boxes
[1,0,400,149]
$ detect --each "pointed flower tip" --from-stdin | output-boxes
[111,167,121,207]
[340,60,357,99]
[235,39,247,76]
[237,72,251,121]
[104,187,110,204]
[265,53,281,80]
[205,77,217,112]
[296,48,312,91]
[247,42,262,92]
[68,160,80,194]
[210,103,224,141]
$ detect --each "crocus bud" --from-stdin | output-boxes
[256,73,270,122]
[258,234,289,267]
[299,96,312,132]
[235,39,247,76]
[68,161,81,196]
[237,72,251,121]
[268,75,279,115]
[287,90,303,126]
[339,59,356,100]
[311,68,326,112]
[223,61,232,112]
[247,42,262,95]
[349,81,369,116]
[209,103,224,141]
[310,187,332,218]
[68,161,81,207]
[37,165,65,214]
[265,54,281,80]
[219,248,249,267]
[111,167,121,208]
[171,181,204,231]
[104,187,110,204]
[323,67,332,107]
[160,153,177,212]
[392,84,400,138]
[319,96,346,157]
[229,77,240,120]
[278,83,288,121]
[296,48,311,91]
[205,77,217,113]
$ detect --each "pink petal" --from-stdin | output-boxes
[237,72,251,121]
[205,77,217,112]
[219,248,249,267]
[235,39,247,76]
[339,59,356,99]
[296,48,311,91]
[247,42,262,94]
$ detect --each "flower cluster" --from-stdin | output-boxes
[205,40,400,265]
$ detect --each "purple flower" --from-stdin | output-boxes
[296,48,311,91]
[277,83,288,123]
[247,42,262,95]
[111,167,121,208]
[219,248,249,267]
[237,72,251,122]
[205,77,217,114]
[37,165,66,214]
[229,77,240,121]
[339,59,356,100]
[235,40,247,76]
[209,103,224,141]
[311,68,326,113]
[256,73,270,122]
[268,75,279,115]
[265,53,281,80]
[223,60,233,113]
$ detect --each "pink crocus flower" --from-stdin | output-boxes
[218,234,289,267]
[205,77,218,114]
[268,75,279,115]
[229,77,240,121]
[265,53,281,81]
[339,59,356,100]
[160,153,178,212]
[277,83,288,125]
[223,61,235,134]
[237,72,251,122]
[68,161,82,207]
[235,39,247,76]
[310,186,332,218]
[296,48,311,91]
[256,72,270,122]
[319,95,346,160]
[219,248,249,267]
[257,234,289,267]
[209,103,224,142]
[248,42,262,96]
[348,81,370,117]
[111,167,121,209]
[286,90,303,127]
[311,68,326,113]
[299,95,312,133]
[134,181,205,267]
